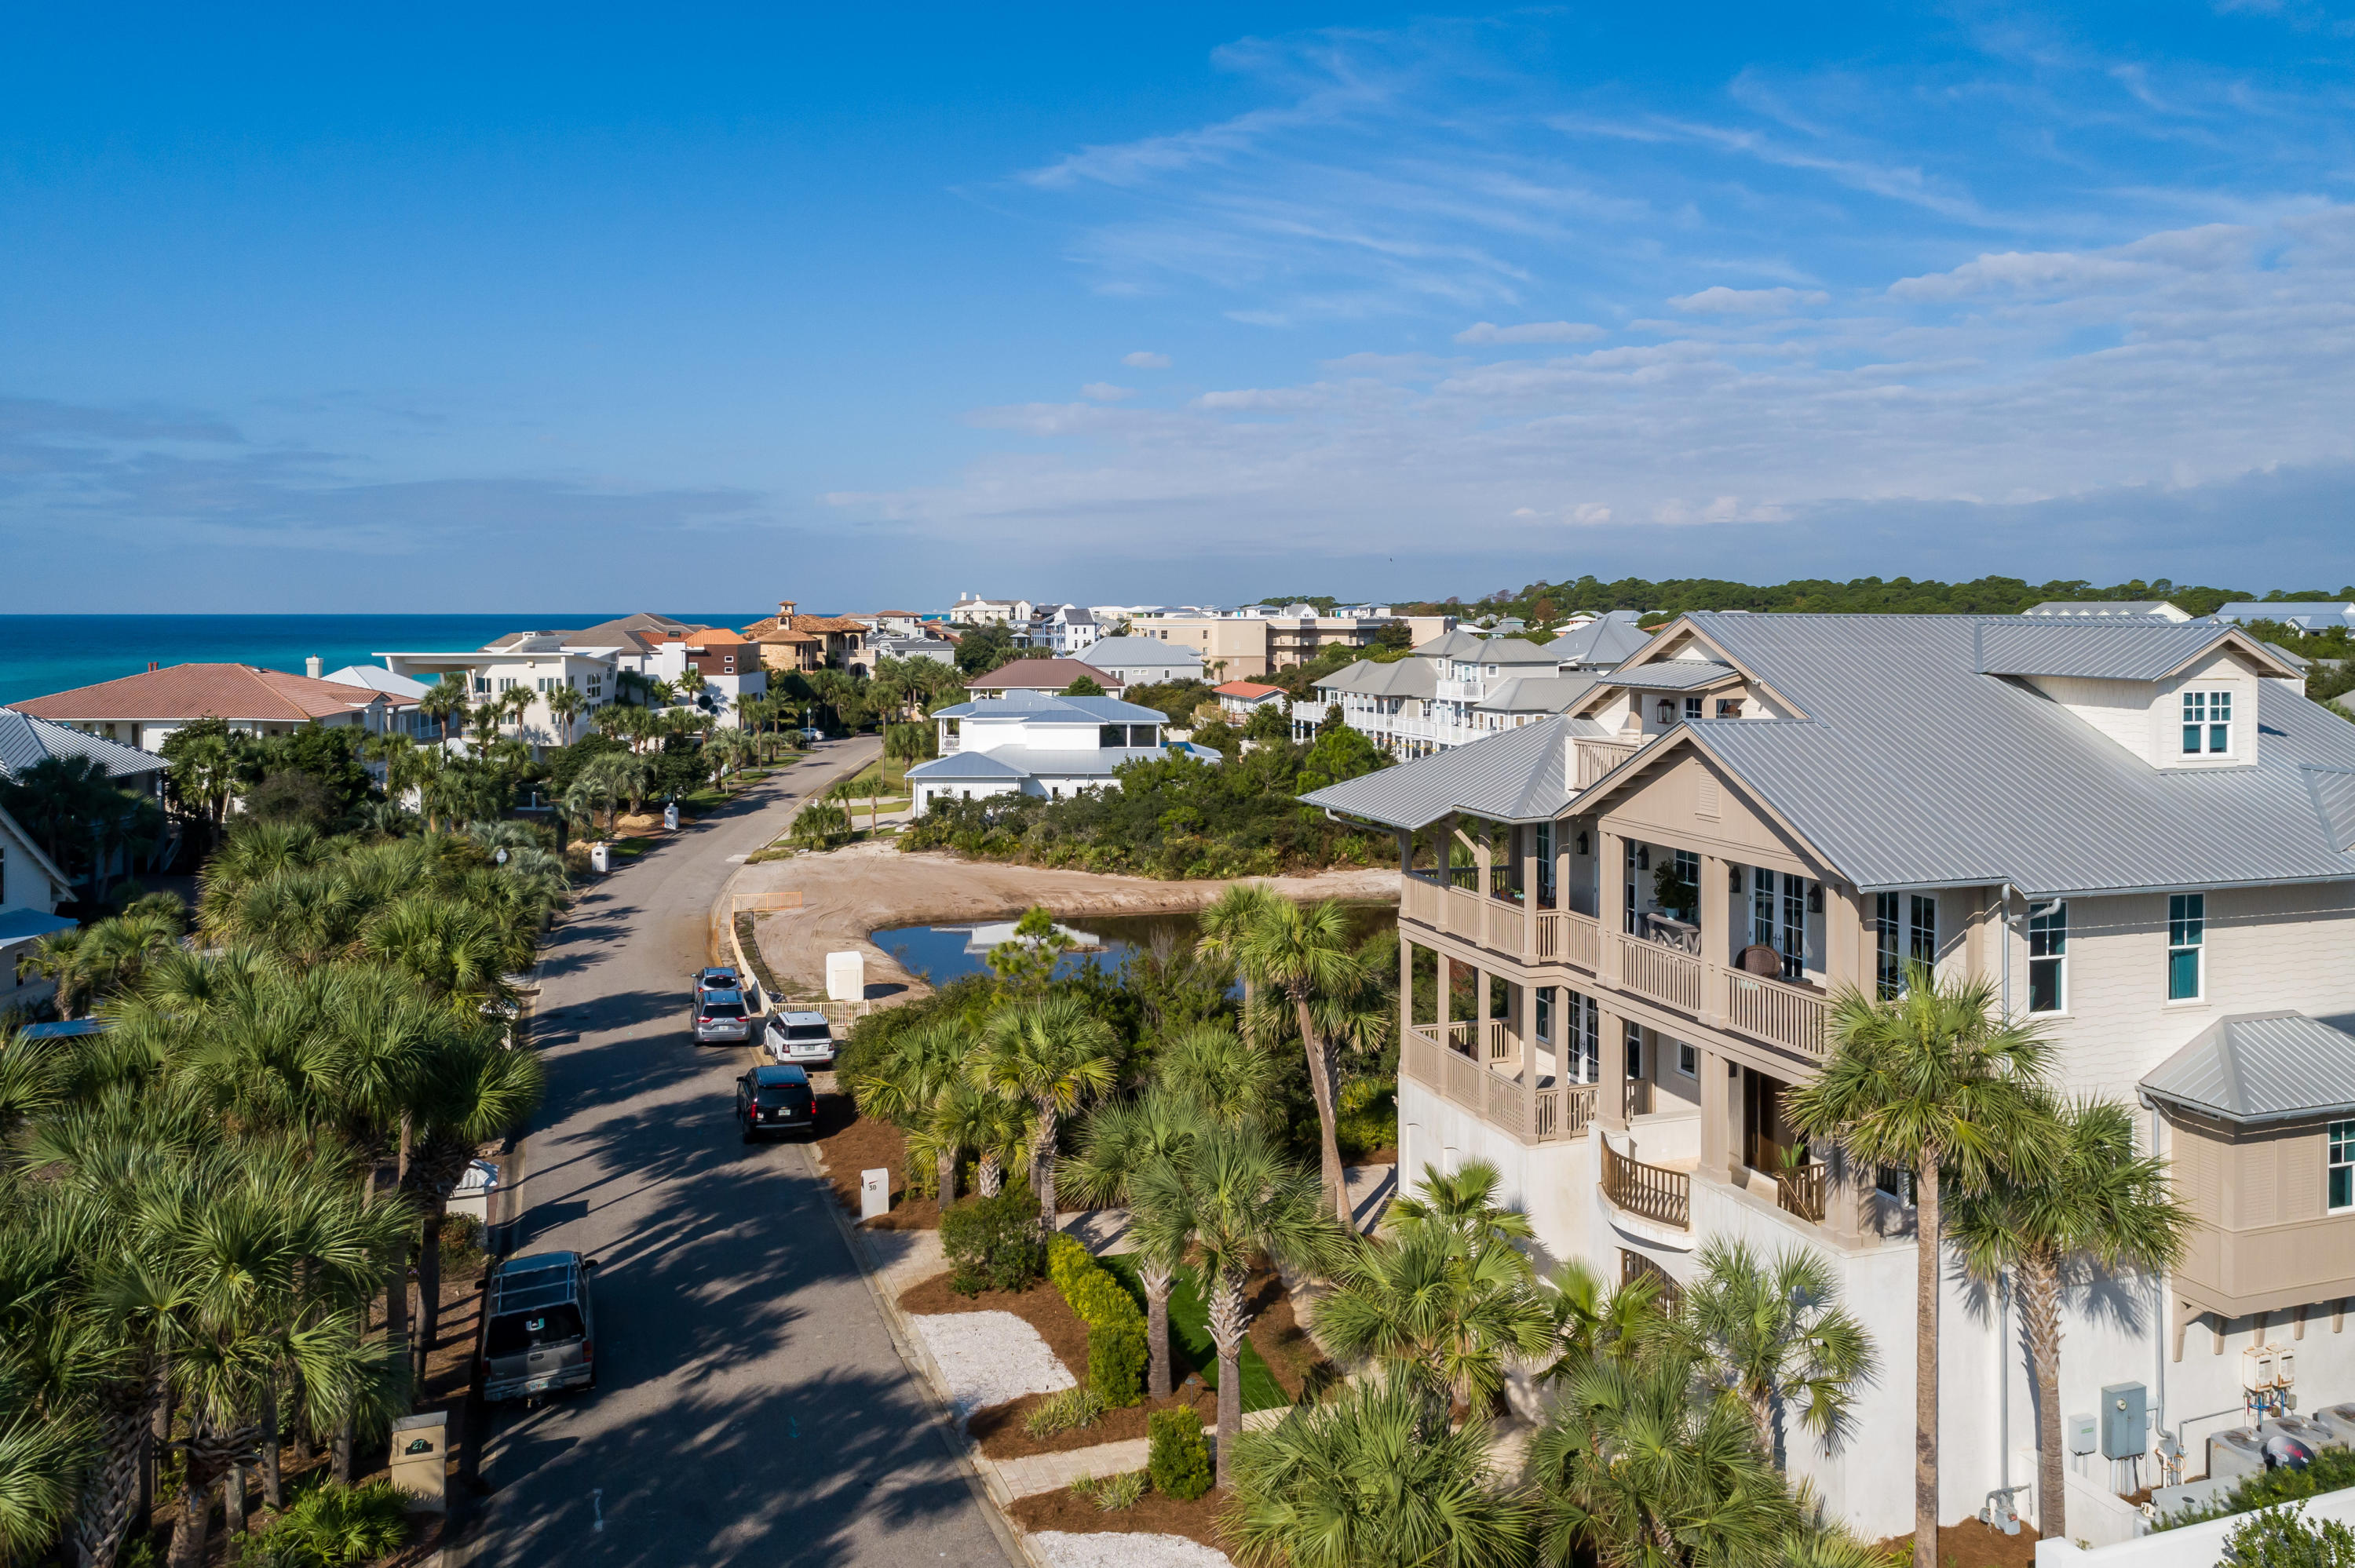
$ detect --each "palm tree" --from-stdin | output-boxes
[1153,1021,1283,1130]
[1205,890,1370,1223]
[1537,1256,1663,1389]
[1064,1088,1210,1398]
[1312,1221,1554,1413]
[849,1020,974,1199]
[1784,960,2058,1568]
[975,997,1120,1227]
[1127,1125,1337,1487]
[1226,1366,1536,1568]
[1949,1093,2189,1541]
[416,678,469,753]
[400,1027,543,1377]
[544,683,586,746]
[1385,1158,1535,1252]
[1670,1237,1875,1466]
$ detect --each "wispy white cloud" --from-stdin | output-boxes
[1121,351,1172,369]
[1455,319,1608,344]
[1669,286,1830,313]
[1081,382,1134,402]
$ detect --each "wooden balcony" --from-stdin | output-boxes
[1574,736,1641,786]
[1601,1136,1690,1229]
[1616,934,1703,1012]
[1402,1022,1593,1146]
[1536,910,1601,968]
[1774,1162,1827,1224]
[1726,969,1827,1057]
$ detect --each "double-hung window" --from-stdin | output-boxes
[1535,987,1553,1045]
[2027,901,2066,1013]
[1909,895,1937,973]
[2331,1121,2354,1214]
[1683,696,1703,721]
[2167,893,2205,1001]
[1875,892,1902,998]
[2181,691,2232,757]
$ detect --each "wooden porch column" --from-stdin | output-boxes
[1521,823,1540,954]
[1597,1005,1629,1131]
[1701,1052,1733,1182]
[1555,818,1573,917]
[1700,853,1729,1026]
[1435,950,1452,1034]
[1399,935,1414,1035]
[1827,884,1866,995]
[1597,827,1624,983]
[1825,1149,1868,1243]
[1512,980,1530,1087]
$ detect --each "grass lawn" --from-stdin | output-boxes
[611,836,653,859]
[1099,1255,1290,1413]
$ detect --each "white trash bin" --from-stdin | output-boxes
[825,950,864,1002]
[589,842,612,873]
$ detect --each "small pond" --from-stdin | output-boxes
[871,903,1395,989]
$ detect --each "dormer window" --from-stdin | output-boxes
[2181,691,2231,756]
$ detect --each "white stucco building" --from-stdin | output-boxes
[907,690,1192,811]
[1309,611,2355,1546]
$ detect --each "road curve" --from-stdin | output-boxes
[465,738,1015,1568]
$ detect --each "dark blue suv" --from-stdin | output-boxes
[736,1063,815,1141]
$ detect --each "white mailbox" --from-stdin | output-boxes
[589,842,612,874]
[860,1168,890,1221]
[826,950,864,1002]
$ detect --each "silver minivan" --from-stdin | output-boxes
[693,988,753,1045]
[480,1251,599,1402]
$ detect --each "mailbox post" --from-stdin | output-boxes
[388,1409,448,1512]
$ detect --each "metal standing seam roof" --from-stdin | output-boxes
[1079,636,1203,669]
[1593,661,1736,692]
[0,908,78,943]
[907,749,1134,782]
[1643,613,2355,897]
[0,707,170,779]
[1315,658,1438,700]
[2139,1012,2355,1124]
[1972,619,2298,681]
[933,691,1168,723]
[2304,768,2355,851]
[1301,715,1614,829]
[1546,613,1656,666]
[1476,674,1603,714]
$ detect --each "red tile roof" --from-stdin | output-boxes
[14,664,392,724]
[966,658,1124,691]
[1214,680,1287,699]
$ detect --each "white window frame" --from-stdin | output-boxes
[2180,690,2233,757]
[2167,892,2206,1003]
[2330,1120,2355,1215]
[2026,900,2067,1015]
[1675,1041,1697,1078]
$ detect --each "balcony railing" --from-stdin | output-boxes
[1601,1137,1690,1230]
[1726,969,1827,1056]
[1617,935,1703,1012]
[1775,1162,1827,1224]
[1404,1022,1590,1146]
[1620,1248,1684,1309]
[1574,736,1641,787]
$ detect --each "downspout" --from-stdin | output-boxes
[2151,1100,2168,1453]
[1997,883,2017,1504]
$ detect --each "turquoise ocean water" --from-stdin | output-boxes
[0,614,769,707]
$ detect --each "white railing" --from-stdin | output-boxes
[1435,677,1487,702]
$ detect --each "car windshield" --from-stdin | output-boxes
[486,1304,585,1355]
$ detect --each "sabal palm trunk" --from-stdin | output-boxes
[258,1380,282,1508]
[977,1153,1003,1198]
[70,1381,156,1568]
[1032,1102,1061,1229]
[1208,1264,1247,1490]
[2018,1245,2067,1541]
[1913,1158,1942,1568]
[1141,1260,1175,1400]
[417,1200,447,1376]
[937,1146,958,1208]
[1291,994,1348,1224]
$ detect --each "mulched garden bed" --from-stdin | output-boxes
[1010,1486,1233,1553]
[974,1387,1217,1461]
[1878,1520,2039,1568]
[811,1100,940,1231]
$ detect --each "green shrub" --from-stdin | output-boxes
[940,1186,1046,1296]
[440,1213,485,1273]
[1148,1406,1212,1501]
[2159,1448,2355,1530]
[2219,1502,2355,1566]
[236,1479,411,1566]
[1023,1386,1106,1439]
[1070,1469,1148,1511]
[1046,1234,1148,1407]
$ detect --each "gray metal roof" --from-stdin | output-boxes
[2211,601,2355,627]
[1302,714,1612,829]
[933,691,1167,723]
[1316,658,1437,700]
[1476,674,1601,714]
[1460,638,1565,669]
[2141,1012,2355,1125]
[1412,627,1494,660]
[2025,601,2185,618]
[0,706,170,780]
[1080,636,1202,669]
[1546,613,1655,666]
[907,751,1028,781]
[907,749,1127,782]
[2306,768,2355,851]
[1652,614,2355,897]
[1595,661,1735,692]
[1973,619,2296,681]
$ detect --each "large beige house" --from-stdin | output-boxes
[1308,611,2355,1545]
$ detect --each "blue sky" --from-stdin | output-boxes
[5,3,2353,611]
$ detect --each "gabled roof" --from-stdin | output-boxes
[966,658,1125,692]
[0,706,171,779]
[2025,600,2189,619]
[1546,611,1654,666]
[1455,637,1563,668]
[1593,614,2355,896]
[0,803,75,896]
[1972,620,2299,682]
[1314,658,1437,700]
[1302,714,1612,830]
[14,665,391,724]
[935,690,1167,724]
[1081,636,1202,669]
[908,749,1133,782]
[1476,674,1601,714]
[2141,1012,2355,1125]
[321,666,432,701]
[907,750,1030,781]
[2211,601,2355,625]
[1594,661,1736,693]
[1213,681,1287,700]
[1412,627,1492,659]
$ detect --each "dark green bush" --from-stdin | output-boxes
[236,1479,411,1566]
[1148,1406,1212,1501]
[940,1186,1046,1296]
[1047,1234,1148,1407]
[2159,1447,2355,1529]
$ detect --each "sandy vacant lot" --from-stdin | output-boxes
[741,837,1398,1002]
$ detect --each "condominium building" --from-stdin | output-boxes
[1305,611,2355,1544]
[1122,604,1451,680]
[1302,625,1639,757]
[947,593,1036,628]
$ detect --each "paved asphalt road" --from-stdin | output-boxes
[466,739,1016,1568]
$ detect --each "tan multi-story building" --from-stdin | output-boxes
[743,600,871,676]
[1126,604,1444,679]
[1308,611,2355,1546]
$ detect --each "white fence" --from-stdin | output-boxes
[2034,1479,2355,1566]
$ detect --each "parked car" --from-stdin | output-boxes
[693,989,753,1044]
[763,1009,836,1068]
[694,967,740,1007]
[736,1063,815,1141]
[480,1251,600,1402]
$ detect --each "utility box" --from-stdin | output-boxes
[589,842,612,874]
[2101,1382,2149,1459]
[2068,1413,2098,1457]
[387,1410,447,1512]
[826,950,864,1003]
[860,1169,889,1222]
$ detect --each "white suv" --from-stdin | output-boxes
[764,1011,836,1068]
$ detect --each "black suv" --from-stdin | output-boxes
[736,1063,815,1141]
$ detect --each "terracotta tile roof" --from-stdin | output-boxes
[1214,680,1287,699]
[744,612,868,638]
[14,664,389,724]
[966,658,1124,691]
[754,628,823,645]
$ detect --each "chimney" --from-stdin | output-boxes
[305,655,323,679]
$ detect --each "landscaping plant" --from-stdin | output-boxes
[1022,1387,1106,1440]
[1047,1235,1148,1406]
[1146,1407,1212,1503]
[939,1186,1046,1296]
